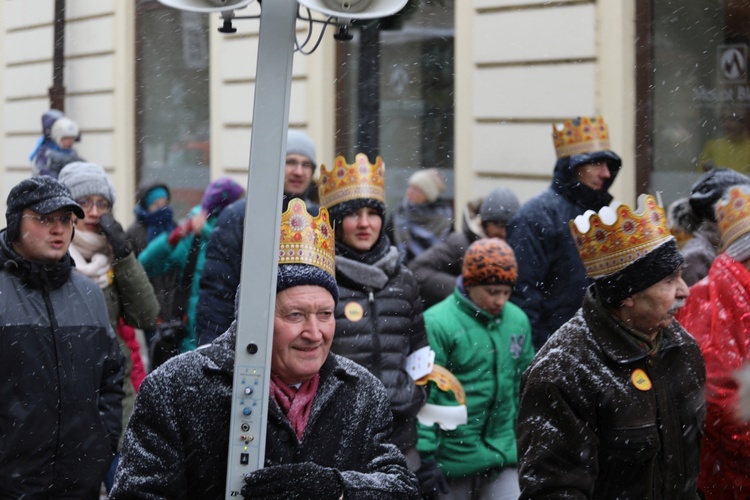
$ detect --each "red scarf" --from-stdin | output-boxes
[270,373,320,441]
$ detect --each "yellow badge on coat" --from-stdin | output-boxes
[344,301,364,322]
[631,368,652,391]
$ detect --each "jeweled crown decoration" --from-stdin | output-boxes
[716,186,750,252]
[318,153,385,209]
[553,115,611,159]
[278,198,335,277]
[569,194,673,278]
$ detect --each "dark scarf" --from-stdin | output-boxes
[134,205,176,243]
[270,372,320,441]
[335,231,391,266]
[1,231,73,291]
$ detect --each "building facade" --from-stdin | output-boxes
[1,0,746,224]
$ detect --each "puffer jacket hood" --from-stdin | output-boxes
[551,150,622,211]
[41,109,64,138]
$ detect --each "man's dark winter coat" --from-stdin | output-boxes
[0,231,124,498]
[110,325,420,499]
[516,289,705,498]
[507,151,621,349]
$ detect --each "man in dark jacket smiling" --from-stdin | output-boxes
[507,115,622,350]
[516,194,705,498]
[111,199,419,499]
[0,176,125,498]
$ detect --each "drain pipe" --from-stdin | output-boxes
[49,0,66,111]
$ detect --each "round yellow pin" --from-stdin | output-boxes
[344,301,364,322]
[631,368,652,391]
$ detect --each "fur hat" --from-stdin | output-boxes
[58,162,116,206]
[5,176,84,243]
[286,130,317,169]
[462,238,518,288]
[479,188,520,225]
[689,167,750,222]
[408,169,446,203]
[201,177,245,217]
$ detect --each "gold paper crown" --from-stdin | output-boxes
[716,186,750,252]
[278,198,335,276]
[553,115,611,159]
[318,153,385,209]
[569,194,673,278]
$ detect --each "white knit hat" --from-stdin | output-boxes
[408,168,446,203]
[50,117,79,148]
[58,162,116,206]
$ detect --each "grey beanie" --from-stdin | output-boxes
[58,162,116,206]
[479,188,520,225]
[286,130,317,168]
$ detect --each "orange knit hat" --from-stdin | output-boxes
[462,238,517,288]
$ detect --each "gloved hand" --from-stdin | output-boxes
[242,462,343,500]
[416,459,448,499]
[99,213,133,261]
[168,218,193,247]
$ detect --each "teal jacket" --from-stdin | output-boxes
[417,286,534,479]
[138,206,217,352]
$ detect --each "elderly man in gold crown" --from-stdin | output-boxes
[677,185,750,498]
[110,199,419,499]
[516,195,706,498]
[507,116,623,350]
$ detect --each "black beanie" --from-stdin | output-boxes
[594,239,684,306]
[276,263,339,304]
[689,167,750,222]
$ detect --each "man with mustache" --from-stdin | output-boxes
[516,194,706,499]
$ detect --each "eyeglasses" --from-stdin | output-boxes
[76,198,111,212]
[22,214,76,227]
[285,159,314,170]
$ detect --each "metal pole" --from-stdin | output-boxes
[225,0,298,497]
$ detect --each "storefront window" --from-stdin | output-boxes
[336,1,455,211]
[136,1,210,215]
[651,1,750,204]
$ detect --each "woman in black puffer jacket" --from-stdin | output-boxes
[319,154,429,470]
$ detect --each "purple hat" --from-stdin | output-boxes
[201,177,244,217]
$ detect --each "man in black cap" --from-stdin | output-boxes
[0,176,125,498]
[516,195,705,498]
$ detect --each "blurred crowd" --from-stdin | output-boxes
[1,109,749,499]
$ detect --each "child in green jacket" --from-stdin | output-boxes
[417,238,534,499]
